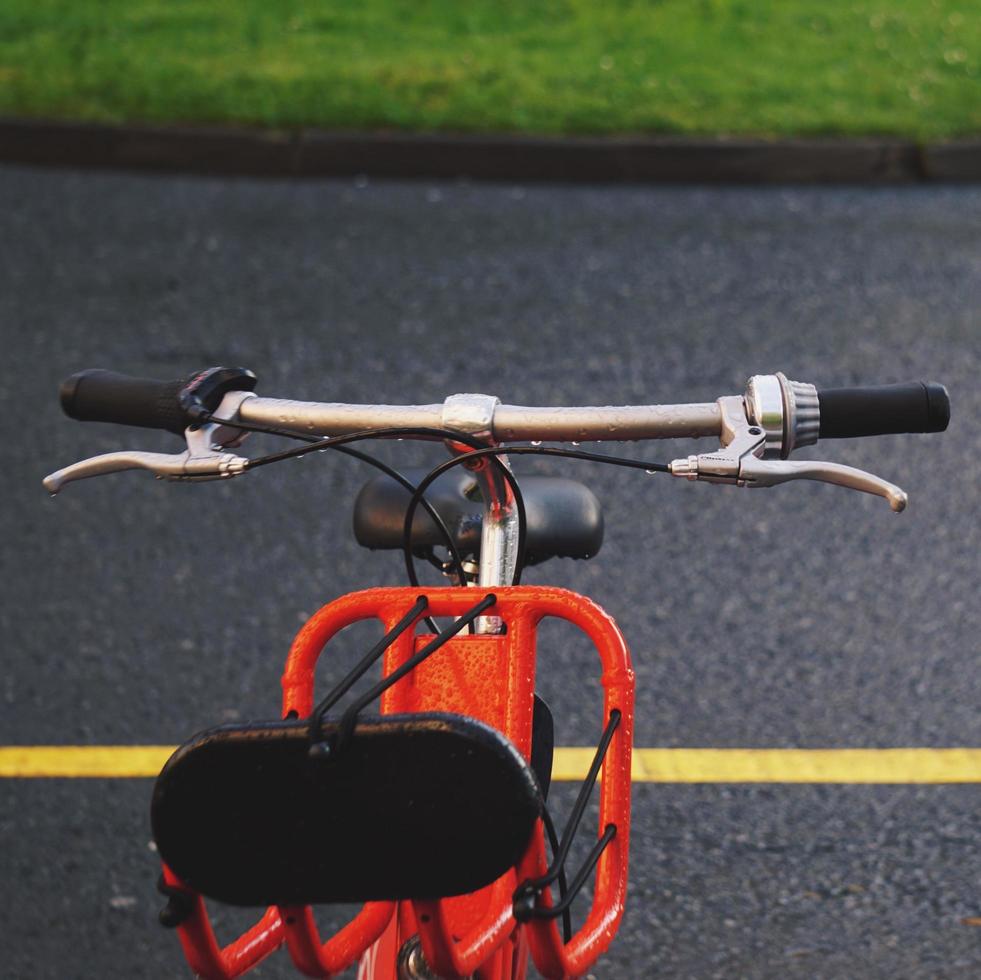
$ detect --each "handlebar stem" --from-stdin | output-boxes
[440,394,517,631]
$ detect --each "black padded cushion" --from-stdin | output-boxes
[151,714,542,906]
[353,468,603,564]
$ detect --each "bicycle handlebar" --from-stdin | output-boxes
[51,367,951,445]
[45,367,950,510]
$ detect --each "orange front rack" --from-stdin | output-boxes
[161,586,635,980]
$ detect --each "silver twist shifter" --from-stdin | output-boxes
[668,375,908,512]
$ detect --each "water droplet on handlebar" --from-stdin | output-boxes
[645,469,657,475]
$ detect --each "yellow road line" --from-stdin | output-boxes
[560,748,981,783]
[2,746,981,782]
[0,746,174,777]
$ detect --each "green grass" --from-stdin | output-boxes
[0,1,978,139]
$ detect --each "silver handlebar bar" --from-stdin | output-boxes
[231,371,818,449]
[237,396,724,442]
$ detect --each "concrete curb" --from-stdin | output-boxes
[1,117,979,183]
[921,140,981,181]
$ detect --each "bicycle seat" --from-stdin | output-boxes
[151,713,542,906]
[353,469,603,564]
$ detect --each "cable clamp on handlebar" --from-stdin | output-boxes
[668,395,909,512]
[43,391,254,495]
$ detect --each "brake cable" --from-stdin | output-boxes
[401,444,670,585]
[203,414,670,592]
[197,414,468,631]
[212,422,526,583]
[200,417,529,591]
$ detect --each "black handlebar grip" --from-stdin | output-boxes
[817,381,950,439]
[59,370,191,435]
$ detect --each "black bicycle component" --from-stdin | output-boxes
[394,442,671,589]
[156,875,195,929]
[332,594,498,753]
[199,412,470,607]
[512,709,621,924]
[327,450,467,615]
[540,805,572,943]
[308,596,429,748]
[178,367,259,424]
[241,425,672,586]
[151,713,543,906]
[817,381,950,439]
[60,369,188,435]
[530,694,555,801]
[522,824,617,923]
[188,414,669,588]
[246,429,671,477]
[355,468,604,565]
[59,367,256,435]
[221,422,672,588]
[242,425,531,585]
[530,695,568,937]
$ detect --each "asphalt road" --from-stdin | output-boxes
[2,165,979,979]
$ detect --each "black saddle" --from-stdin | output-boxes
[353,468,603,565]
[151,713,543,907]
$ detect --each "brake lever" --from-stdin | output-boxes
[737,457,907,511]
[669,395,909,512]
[43,393,253,495]
[43,449,248,495]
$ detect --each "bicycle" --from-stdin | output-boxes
[45,367,949,979]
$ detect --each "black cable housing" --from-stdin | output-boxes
[208,414,670,590]
[401,444,669,585]
[236,424,528,584]
[200,415,465,630]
